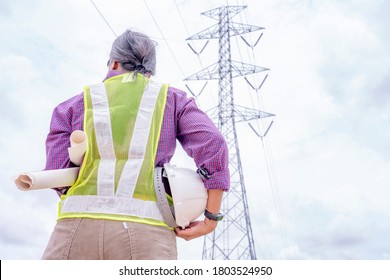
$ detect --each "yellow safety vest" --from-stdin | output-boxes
[58,73,169,228]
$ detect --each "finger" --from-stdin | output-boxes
[175,227,189,236]
[176,227,195,240]
[175,231,191,241]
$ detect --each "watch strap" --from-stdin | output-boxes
[204,209,224,221]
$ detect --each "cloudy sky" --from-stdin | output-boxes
[1,0,389,260]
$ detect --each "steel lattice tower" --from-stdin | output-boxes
[185,6,275,260]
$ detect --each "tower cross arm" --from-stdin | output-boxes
[231,61,269,78]
[205,105,275,124]
[201,6,247,20]
[186,24,220,40]
[184,63,219,80]
[184,62,269,81]
[233,105,275,123]
[229,23,264,37]
[186,23,264,40]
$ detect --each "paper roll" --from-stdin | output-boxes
[68,130,87,166]
[15,167,80,191]
[15,130,86,191]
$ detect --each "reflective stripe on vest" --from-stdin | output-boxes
[58,73,168,225]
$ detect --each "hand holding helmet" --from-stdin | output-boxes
[154,163,224,239]
[175,188,224,241]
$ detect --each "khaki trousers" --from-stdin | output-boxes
[42,218,177,260]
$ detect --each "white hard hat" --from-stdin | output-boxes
[154,163,208,229]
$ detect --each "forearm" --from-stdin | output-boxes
[202,189,224,233]
[206,189,224,215]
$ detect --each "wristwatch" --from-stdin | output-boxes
[204,209,224,221]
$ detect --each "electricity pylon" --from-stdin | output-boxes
[185,5,275,260]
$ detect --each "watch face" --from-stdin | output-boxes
[215,215,223,221]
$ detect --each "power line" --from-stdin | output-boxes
[172,0,211,107]
[89,0,186,78]
[142,0,186,78]
[172,0,191,36]
[172,0,205,69]
[89,0,117,37]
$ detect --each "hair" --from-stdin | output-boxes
[109,30,157,75]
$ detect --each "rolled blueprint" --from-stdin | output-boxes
[15,130,86,191]
[15,167,80,191]
[68,130,87,166]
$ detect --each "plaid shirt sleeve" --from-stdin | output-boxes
[45,93,84,196]
[173,88,230,191]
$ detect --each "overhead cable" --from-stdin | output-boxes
[142,0,186,78]
[89,0,117,37]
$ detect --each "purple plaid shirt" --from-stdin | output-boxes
[45,71,229,196]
